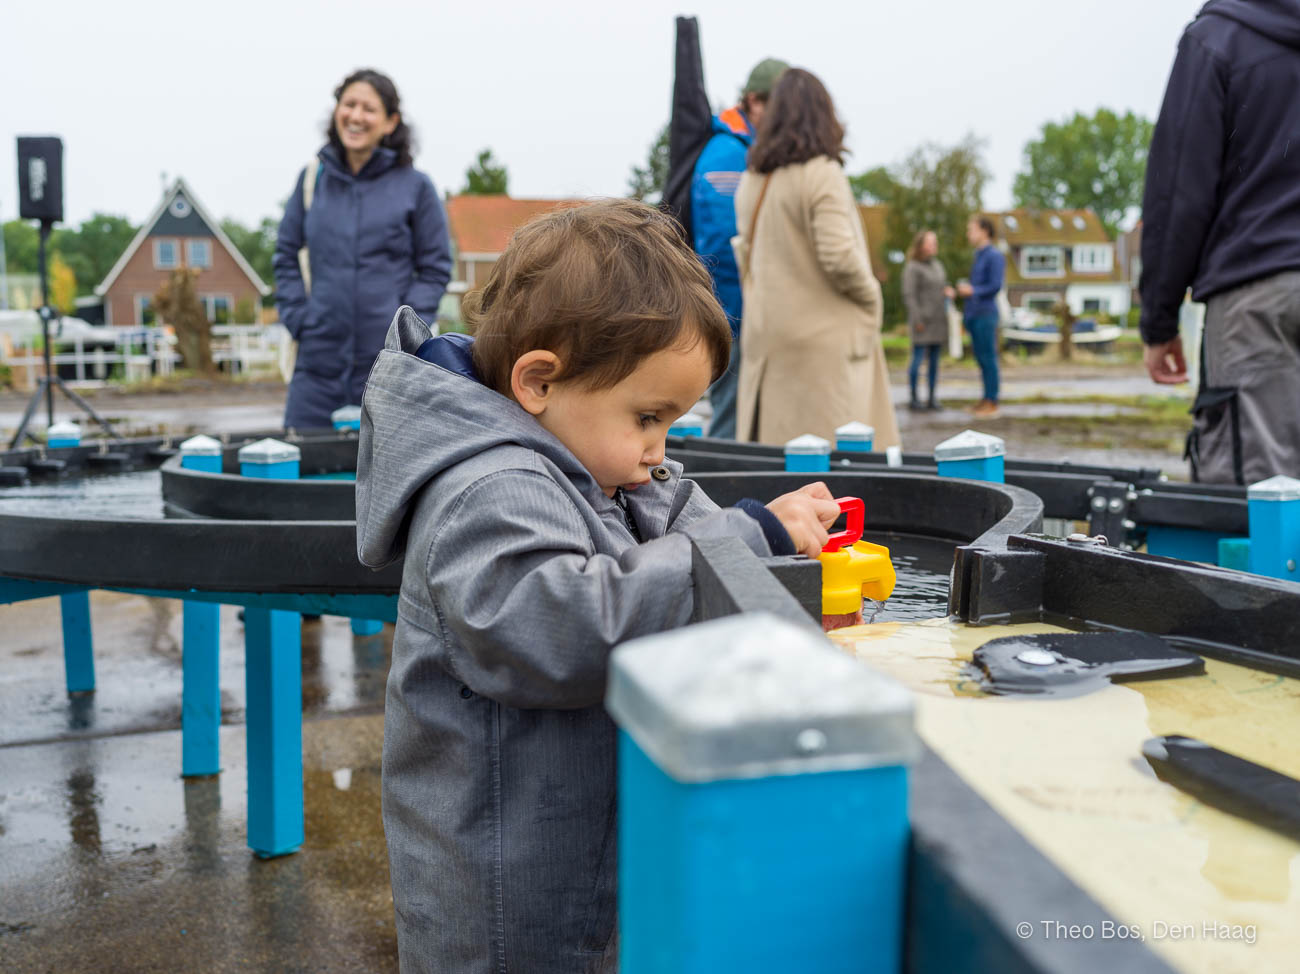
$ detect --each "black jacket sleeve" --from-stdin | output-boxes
[1139,32,1229,345]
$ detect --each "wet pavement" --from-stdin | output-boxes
[0,593,397,972]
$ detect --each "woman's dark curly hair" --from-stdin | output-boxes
[746,67,846,174]
[326,68,415,167]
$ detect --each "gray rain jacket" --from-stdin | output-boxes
[355,307,777,973]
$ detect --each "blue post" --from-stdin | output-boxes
[784,434,831,473]
[934,429,1005,482]
[834,421,874,453]
[47,419,81,448]
[243,605,304,857]
[59,590,95,693]
[182,602,221,776]
[1247,475,1300,582]
[331,405,362,432]
[668,411,705,438]
[236,437,305,856]
[350,618,384,636]
[608,614,918,974]
[180,435,226,775]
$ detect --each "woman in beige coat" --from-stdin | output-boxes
[733,68,899,448]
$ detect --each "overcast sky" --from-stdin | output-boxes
[4,0,1199,232]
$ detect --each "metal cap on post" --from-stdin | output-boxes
[834,421,875,453]
[608,613,918,974]
[237,438,301,480]
[47,420,81,448]
[784,433,831,473]
[934,428,1005,482]
[331,405,362,432]
[668,412,706,438]
[1247,475,1300,581]
[179,434,224,474]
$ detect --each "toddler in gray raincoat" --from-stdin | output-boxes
[355,199,840,973]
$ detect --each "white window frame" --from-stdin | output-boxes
[1081,297,1109,313]
[1020,246,1064,278]
[186,239,213,269]
[1022,292,1064,313]
[153,238,180,270]
[199,292,235,323]
[1072,245,1114,273]
[134,293,155,324]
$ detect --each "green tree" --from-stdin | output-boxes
[221,216,278,300]
[2,220,40,274]
[854,134,990,326]
[1012,109,1154,238]
[627,123,671,202]
[49,213,137,296]
[463,149,509,195]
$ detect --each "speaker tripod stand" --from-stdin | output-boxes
[8,221,122,449]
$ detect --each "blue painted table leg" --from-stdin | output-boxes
[243,606,303,857]
[59,591,95,693]
[349,618,384,636]
[182,601,222,776]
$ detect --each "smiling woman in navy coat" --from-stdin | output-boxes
[274,68,452,430]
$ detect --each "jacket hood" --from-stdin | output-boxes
[712,110,754,145]
[1201,0,1300,48]
[355,307,609,568]
[319,143,400,181]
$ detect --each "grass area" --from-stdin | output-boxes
[107,370,285,395]
[946,392,1193,453]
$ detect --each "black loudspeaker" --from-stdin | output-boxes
[17,136,64,223]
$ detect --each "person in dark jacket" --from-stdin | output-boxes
[274,68,452,430]
[958,216,1005,417]
[1140,0,1300,485]
[691,57,788,438]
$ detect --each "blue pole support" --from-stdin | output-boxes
[59,591,95,693]
[608,614,918,974]
[784,433,831,473]
[934,429,1005,483]
[834,420,874,453]
[180,436,227,775]
[331,405,362,432]
[1247,475,1300,582]
[243,606,304,857]
[47,419,81,449]
[350,618,384,636]
[182,601,222,776]
[235,436,305,856]
[1218,537,1251,572]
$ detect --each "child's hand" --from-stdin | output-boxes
[766,482,842,557]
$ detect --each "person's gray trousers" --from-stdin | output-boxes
[1193,269,1300,484]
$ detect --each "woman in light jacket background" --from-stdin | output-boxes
[902,229,948,411]
[274,68,452,430]
[732,68,899,449]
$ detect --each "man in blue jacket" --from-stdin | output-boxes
[691,57,788,438]
[1140,0,1300,484]
[958,216,1005,417]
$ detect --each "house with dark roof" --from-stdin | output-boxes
[979,208,1130,317]
[94,178,270,326]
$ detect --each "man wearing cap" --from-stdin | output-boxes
[691,57,788,439]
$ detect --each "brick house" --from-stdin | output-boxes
[978,208,1130,317]
[94,178,270,325]
[443,194,891,295]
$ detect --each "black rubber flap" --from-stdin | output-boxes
[1143,735,1300,842]
[972,632,1204,696]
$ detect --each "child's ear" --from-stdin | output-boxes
[511,350,563,415]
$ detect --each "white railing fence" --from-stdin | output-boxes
[1,324,292,388]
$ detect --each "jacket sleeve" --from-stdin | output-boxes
[971,249,1004,300]
[1139,32,1227,345]
[902,262,920,320]
[807,160,879,309]
[403,174,453,320]
[272,168,309,339]
[425,469,772,710]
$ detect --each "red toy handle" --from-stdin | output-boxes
[822,497,864,552]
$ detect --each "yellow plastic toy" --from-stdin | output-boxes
[818,497,897,628]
